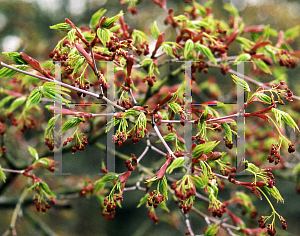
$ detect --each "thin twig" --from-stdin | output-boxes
[2,187,29,236]
[0,61,125,111]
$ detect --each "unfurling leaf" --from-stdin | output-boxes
[0,165,6,183]
[272,108,299,131]
[61,117,85,134]
[156,133,176,143]
[234,53,251,64]
[137,193,149,208]
[166,157,185,174]
[151,21,161,40]
[184,39,194,58]
[231,74,251,92]
[192,141,220,158]
[256,93,271,104]
[25,88,42,110]
[3,52,26,64]
[94,173,119,185]
[50,23,73,31]
[28,146,39,160]
[159,176,168,200]
[253,59,272,74]
[0,65,28,78]
[101,11,123,28]
[97,28,111,47]
[5,96,26,114]
[90,8,107,29]
[264,185,284,203]
[40,182,56,198]
[194,43,217,64]
[190,174,207,188]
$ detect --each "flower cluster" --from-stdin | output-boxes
[147,190,164,208]
[32,195,56,213]
[267,143,281,165]
[102,193,123,221]
[171,176,196,214]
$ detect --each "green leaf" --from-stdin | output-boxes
[284,25,300,40]
[25,88,42,110]
[166,157,185,174]
[264,185,284,203]
[123,108,141,117]
[3,52,26,64]
[247,163,260,173]
[194,43,217,64]
[40,182,56,198]
[223,3,239,17]
[167,101,183,114]
[67,29,76,45]
[42,82,71,104]
[137,193,149,208]
[156,133,176,143]
[61,117,85,134]
[0,65,28,78]
[253,59,272,75]
[93,182,106,194]
[205,223,220,236]
[221,123,232,142]
[161,43,176,59]
[159,176,168,200]
[6,96,26,114]
[28,146,39,160]
[272,108,299,131]
[97,28,111,47]
[94,173,119,185]
[90,8,107,29]
[173,15,188,22]
[231,74,251,92]
[0,95,14,109]
[234,53,251,64]
[72,56,85,75]
[44,115,60,138]
[184,39,194,58]
[131,30,149,44]
[193,2,206,17]
[190,174,206,188]
[28,182,39,191]
[158,201,170,213]
[101,11,123,28]
[256,93,271,104]
[151,21,160,40]
[0,165,6,183]
[192,141,220,158]
[50,23,72,31]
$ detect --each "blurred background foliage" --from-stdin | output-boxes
[0,0,300,235]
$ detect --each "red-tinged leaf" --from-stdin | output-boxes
[173,130,185,144]
[119,170,131,184]
[252,114,269,121]
[226,209,244,227]
[211,118,235,123]
[2,89,24,97]
[242,25,265,34]
[201,100,220,105]
[156,158,171,179]
[151,33,166,58]
[226,30,239,47]
[75,43,94,70]
[47,106,81,115]
[65,18,89,45]
[19,52,43,73]
[244,186,262,200]
[250,54,265,59]
[126,55,134,77]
